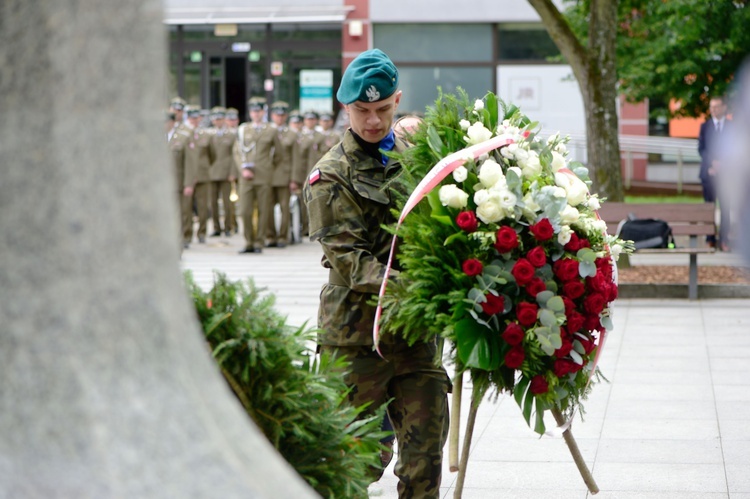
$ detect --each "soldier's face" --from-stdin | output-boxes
[227,118,239,128]
[345,90,401,143]
[249,108,265,123]
[271,113,287,126]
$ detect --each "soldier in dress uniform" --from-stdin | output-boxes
[266,101,296,248]
[184,105,214,244]
[315,111,342,159]
[288,110,303,133]
[303,49,450,499]
[166,110,194,249]
[292,111,322,237]
[233,96,279,254]
[225,108,241,233]
[169,97,189,132]
[208,106,236,237]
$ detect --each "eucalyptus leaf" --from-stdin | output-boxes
[539,309,557,328]
[579,260,597,278]
[468,287,484,302]
[572,339,586,355]
[577,247,597,263]
[600,315,614,331]
[546,295,565,313]
[569,350,583,365]
[536,290,555,306]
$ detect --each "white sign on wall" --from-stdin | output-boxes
[299,69,333,114]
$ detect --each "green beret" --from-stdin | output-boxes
[336,49,398,105]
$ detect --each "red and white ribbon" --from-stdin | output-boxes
[373,135,514,354]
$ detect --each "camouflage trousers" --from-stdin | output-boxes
[321,341,450,499]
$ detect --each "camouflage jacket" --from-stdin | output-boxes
[303,129,407,347]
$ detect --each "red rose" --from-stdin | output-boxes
[462,258,483,277]
[481,293,504,315]
[584,314,604,333]
[554,339,574,358]
[502,322,525,346]
[494,226,519,253]
[525,278,547,297]
[554,359,576,377]
[456,210,478,233]
[564,232,582,252]
[526,246,547,268]
[596,257,613,279]
[562,296,576,317]
[511,258,536,286]
[529,218,554,241]
[586,272,608,293]
[530,375,549,394]
[504,345,525,369]
[579,337,597,354]
[516,302,539,327]
[583,292,606,315]
[570,360,585,373]
[553,258,580,282]
[606,282,619,302]
[566,310,585,333]
[562,280,586,299]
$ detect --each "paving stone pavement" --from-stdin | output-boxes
[181,232,750,499]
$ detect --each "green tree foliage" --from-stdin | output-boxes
[565,0,750,118]
[185,272,389,499]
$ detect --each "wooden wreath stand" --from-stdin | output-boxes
[448,371,599,498]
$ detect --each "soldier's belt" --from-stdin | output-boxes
[328,270,348,287]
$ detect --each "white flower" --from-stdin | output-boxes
[500,143,518,160]
[459,119,471,131]
[478,159,505,188]
[554,171,589,206]
[560,205,580,225]
[592,219,607,232]
[474,99,485,111]
[558,225,573,245]
[555,142,568,154]
[474,189,490,206]
[476,198,505,224]
[587,195,601,211]
[438,184,469,209]
[547,132,560,145]
[610,243,623,260]
[452,165,468,182]
[551,151,567,172]
[464,121,493,145]
[496,188,517,211]
[513,146,529,163]
[523,192,541,213]
[518,150,541,178]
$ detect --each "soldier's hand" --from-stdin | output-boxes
[242,169,254,180]
[183,186,194,197]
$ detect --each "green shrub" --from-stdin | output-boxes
[185,272,389,498]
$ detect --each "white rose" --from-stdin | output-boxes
[513,147,529,163]
[554,171,589,206]
[547,132,560,145]
[476,199,505,224]
[459,119,471,131]
[610,243,623,260]
[587,195,601,210]
[464,121,493,145]
[558,225,573,245]
[551,151,567,172]
[474,189,490,206]
[520,151,542,178]
[592,219,607,232]
[452,165,468,182]
[474,99,485,111]
[501,143,518,160]
[438,184,469,209]
[496,188,517,211]
[478,159,505,188]
[560,205,580,225]
[555,142,568,154]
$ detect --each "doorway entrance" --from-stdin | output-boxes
[208,55,247,118]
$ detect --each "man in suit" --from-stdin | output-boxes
[233,97,279,254]
[698,96,731,249]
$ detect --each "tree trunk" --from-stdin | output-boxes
[527,0,624,201]
[0,2,317,498]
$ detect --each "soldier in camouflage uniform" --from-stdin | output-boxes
[303,49,450,499]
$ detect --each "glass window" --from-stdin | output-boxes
[498,24,560,61]
[397,66,494,114]
[374,24,493,62]
[272,23,340,41]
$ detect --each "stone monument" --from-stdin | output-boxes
[0,2,317,497]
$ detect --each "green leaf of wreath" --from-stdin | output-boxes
[454,318,500,370]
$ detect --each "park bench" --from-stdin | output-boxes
[597,202,717,300]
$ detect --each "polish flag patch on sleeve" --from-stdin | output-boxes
[308,168,321,185]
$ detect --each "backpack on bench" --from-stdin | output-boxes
[618,215,675,250]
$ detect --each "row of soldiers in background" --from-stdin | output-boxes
[166,96,342,253]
